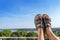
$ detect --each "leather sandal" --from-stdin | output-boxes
[34,14,42,30]
[42,14,51,28]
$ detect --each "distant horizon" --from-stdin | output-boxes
[0,27,60,29]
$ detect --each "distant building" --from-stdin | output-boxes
[52,28,60,34]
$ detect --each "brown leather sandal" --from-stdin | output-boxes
[42,14,51,28]
[34,14,42,30]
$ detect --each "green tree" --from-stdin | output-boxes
[26,31,37,37]
[11,32,18,40]
[0,32,3,37]
[26,31,37,40]
[17,30,27,40]
[17,30,27,37]
[2,29,12,37]
[2,29,12,40]
[55,33,60,37]
[11,32,18,37]
[0,32,3,40]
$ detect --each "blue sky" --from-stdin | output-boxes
[0,0,60,29]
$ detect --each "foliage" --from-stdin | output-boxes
[2,29,12,37]
[0,30,38,37]
[26,31,37,37]
[26,31,37,40]
[11,32,18,40]
[11,32,18,37]
[0,32,3,36]
[55,33,60,37]
[17,30,27,37]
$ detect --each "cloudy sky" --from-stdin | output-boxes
[0,0,60,29]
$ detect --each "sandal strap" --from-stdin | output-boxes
[35,19,42,30]
[45,24,51,27]
[44,18,51,27]
[35,20,42,25]
[44,18,51,25]
[36,24,43,30]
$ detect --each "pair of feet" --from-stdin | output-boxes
[34,14,59,40]
[34,14,51,30]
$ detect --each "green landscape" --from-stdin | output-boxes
[0,29,60,40]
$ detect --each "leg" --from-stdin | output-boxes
[46,27,59,40]
[34,14,44,40]
[37,28,44,40]
[42,14,59,40]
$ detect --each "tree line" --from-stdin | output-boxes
[0,29,60,40]
[0,29,37,40]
